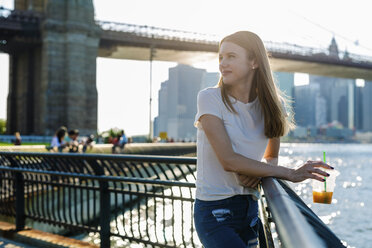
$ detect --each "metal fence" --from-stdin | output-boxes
[0,152,198,247]
[0,152,345,248]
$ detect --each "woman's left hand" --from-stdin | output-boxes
[237,174,261,188]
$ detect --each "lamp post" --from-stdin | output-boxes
[149,46,156,141]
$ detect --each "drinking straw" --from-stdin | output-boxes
[323,151,327,192]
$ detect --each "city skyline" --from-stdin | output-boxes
[154,63,372,141]
[1,0,372,136]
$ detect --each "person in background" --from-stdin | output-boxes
[66,129,80,153]
[119,130,128,152]
[112,133,121,154]
[82,134,95,153]
[13,132,22,145]
[193,31,333,248]
[50,126,67,152]
[112,130,127,154]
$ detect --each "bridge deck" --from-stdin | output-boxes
[1,7,372,80]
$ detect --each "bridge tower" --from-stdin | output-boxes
[7,0,100,135]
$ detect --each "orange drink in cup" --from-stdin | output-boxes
[312,190,333,204]
[312,152,339,204]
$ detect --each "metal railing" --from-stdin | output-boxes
[0,152,345,247]
[0,152,198,247]
[261,178,325,248]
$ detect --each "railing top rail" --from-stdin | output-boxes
[0,151,197,164]
[0,166,195,187]
[261,177,325,248]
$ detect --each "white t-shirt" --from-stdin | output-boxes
[194,87,269,201]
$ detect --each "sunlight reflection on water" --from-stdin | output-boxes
[82,143,372,248]
[279,143,372,248]
[82,174,201,247]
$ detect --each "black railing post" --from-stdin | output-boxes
[7,155,25,231]
[89,160,111,248]
[100,177,110,248]
[15,172,25,231]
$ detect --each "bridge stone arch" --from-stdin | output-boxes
[5,0,100,135]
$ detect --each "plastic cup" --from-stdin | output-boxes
[312,169,339,204]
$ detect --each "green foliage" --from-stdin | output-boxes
[0,119,6,134]
[0,142,12,146]
[100,128,123,143]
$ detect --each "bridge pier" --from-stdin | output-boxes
[6,0,100,135]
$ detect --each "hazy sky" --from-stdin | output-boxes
[1,0,372,136]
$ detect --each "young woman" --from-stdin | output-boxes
[193,31,333,248]
[50,126,67,152]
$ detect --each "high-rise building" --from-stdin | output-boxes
[294,83,320,127]
[155,64,206,140]
[362,81,372,131]
[310,75,332,124]
[309,75,354,128]
[354,84,364,130]
[273,72,295,114]
[315,94,327,127]
[156,81,169,138]
[201,72,220,90]
[273,72,294,99]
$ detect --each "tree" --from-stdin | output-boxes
[0,119,6,134]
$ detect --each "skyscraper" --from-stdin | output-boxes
[294,83,320,127]
[155,64,206,140]
[156,80,169,137]
[309,75,354,128]
[362,81,372,131]
[315,94,327,127]
[273,72,294,100]
[201,72,220,90]
[273,72,295,113]
[354,84,364,130]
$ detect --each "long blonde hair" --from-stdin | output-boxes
[217,31,294,138]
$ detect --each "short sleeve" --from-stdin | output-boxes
[194,89,223,129]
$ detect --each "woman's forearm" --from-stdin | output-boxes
[222,153,292,180]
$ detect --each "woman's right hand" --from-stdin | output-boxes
[237,174,261,188]
[288,160,333,183]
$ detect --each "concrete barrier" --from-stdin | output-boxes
[0,143,196,156]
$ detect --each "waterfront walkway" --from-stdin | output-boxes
[0,221,97,248]
[0,237,38,248]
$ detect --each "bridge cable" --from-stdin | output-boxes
[289,9,372,53]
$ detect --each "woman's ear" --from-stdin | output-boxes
[251,59,258,69]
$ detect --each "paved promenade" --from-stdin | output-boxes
[0,222,97,248]
[0,237,38,247]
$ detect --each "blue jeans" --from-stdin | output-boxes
[194,195,259,248]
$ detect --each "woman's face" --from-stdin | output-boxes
[219,41,255,86]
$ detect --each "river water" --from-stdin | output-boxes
[81,143,372,247]
[279,143,372,248]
